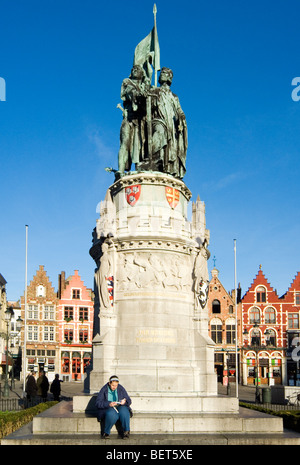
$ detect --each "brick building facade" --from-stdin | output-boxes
[57,270,94,381]
[208,266,300,387]
[20,266,94,383]
[208,267,242,385]
[241,267,285,386]
[20,265,59,381]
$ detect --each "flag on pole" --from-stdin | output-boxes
[133,4,160,86]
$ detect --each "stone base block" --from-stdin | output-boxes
[31,400,283,436]
[73,393,239,415]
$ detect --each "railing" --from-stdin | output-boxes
[0,382,72,412]
[254,402,300,411]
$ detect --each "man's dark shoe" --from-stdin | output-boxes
[102,433,110,439]
[123,431,130,439]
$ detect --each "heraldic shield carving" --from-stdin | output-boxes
[125,185,141,206]
[165,186,180,209]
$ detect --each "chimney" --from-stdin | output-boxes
[58,271,66,299]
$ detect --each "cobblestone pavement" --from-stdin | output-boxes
[1,378,258,403]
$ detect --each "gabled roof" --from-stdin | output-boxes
[242,267,280,304]
[280,271,300,301]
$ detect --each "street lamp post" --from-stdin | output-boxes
[252,322,261,403]
[3,307,13,398]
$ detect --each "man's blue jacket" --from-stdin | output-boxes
[95,383,132,420]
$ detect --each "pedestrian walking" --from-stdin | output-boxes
[37,370,49,401]
[25,371,38,404]
[50,374,63,401]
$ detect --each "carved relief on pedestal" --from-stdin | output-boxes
[116,247,193,293]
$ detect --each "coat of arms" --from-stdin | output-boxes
[198,280,209,309]
[165,186,180,209]
[125,185,141,206]
[106,276,114,307]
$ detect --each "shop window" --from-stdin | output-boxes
[72,352,81,375]
[62,352,70,373]
[83,353,92,371]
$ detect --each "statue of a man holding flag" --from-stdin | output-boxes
[117,4,188,179]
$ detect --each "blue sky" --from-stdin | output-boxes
[1,0,300,300]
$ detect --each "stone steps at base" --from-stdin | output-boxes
[2,400,300,446]
[30,401,284,435]
[2,426,300,446]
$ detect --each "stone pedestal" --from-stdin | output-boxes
[89,172,236,414]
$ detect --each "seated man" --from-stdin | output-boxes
[95,375,132,439]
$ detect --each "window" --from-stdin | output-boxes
[288,313,299,329]
[295,293,300,305]
[229,305,233,314]
[72,289,80,299]
[44,326,55,342]
[211,318,222,343]
[249,307,260,324]
[44,305,55,320]
[226,320,236,344]
[64,307,74,320]
[212,299,221,314]
[47,350,56,357]
[27,325,38,342]
[256,286,266,303]
[36,285,45,297]
[64,329,73,342]
[79,307,89,321]
[251,328,261,346]
[266,329,276,346]
[265,307,276,324]
[28,305,38,319]
[79,329,88,342]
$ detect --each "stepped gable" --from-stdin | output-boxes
[23,264,57,301]
[280,271,300,302]
[59,269,92,301]
[210,267,235,307]
[241,267,280,304]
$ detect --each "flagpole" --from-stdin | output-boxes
[234,239,239,398]
[23,225,28,394]
[153,3,158,87]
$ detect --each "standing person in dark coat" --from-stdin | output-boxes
[95,375,132,439]
[50,374,63,401]
[25,371,38,401]
[37,370,49,401]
